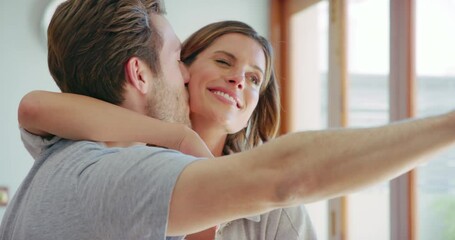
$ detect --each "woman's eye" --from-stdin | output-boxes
[215,59,231,66]
[249,75,260,85]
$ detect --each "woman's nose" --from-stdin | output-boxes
[226,74,245,90]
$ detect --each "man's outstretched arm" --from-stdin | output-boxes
[168,111,455,235]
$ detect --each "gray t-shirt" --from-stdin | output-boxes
[0,129,197,240]
[216,206,317,240]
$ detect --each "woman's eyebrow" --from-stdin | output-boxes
[214,50,264,75]
[214,50,236,60]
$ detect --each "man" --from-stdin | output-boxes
[2,1,196,239]
[2,0,455,239]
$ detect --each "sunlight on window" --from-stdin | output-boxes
[289,1,328,132]
[289,1,329,239]
[416,1,455,239]
[347,0,390,239]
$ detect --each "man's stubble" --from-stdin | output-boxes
[146,77,191,127]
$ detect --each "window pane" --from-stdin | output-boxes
[289,1,329,239]
[347,0,390,239]
[416,1,455,239]
[290,1,329,131]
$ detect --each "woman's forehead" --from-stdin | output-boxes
[204,34,266,66]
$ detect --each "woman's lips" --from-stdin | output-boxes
[208,88,242,108]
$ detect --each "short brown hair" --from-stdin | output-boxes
[181,21,281,154]
[48,0,165,104]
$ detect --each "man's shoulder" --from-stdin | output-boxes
[62,143,200,173]
[108,145,200,166]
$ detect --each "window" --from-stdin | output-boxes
[416,0,455,239]
[346,1,390,239]
[272,0,454,239]
[288,2,329,239]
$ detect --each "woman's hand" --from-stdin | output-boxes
[178,127,213,158]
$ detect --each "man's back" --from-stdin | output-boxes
[0,129,196,240]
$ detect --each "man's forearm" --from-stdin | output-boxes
[167,112,455,235]
[259,111,455,205]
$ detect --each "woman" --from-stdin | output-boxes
[19,21,316,240]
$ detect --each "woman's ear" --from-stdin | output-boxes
[125,57,150,95]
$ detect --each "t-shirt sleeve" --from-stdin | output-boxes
[19,127,61,160]
[76,145,198,240]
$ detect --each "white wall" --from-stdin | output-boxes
[0,0,60,218]
[0,0,269,218]
[166,0,269,40]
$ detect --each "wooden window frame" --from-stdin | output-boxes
[270,1,348,240]
[389,1,416,240]
[270,0,416,239]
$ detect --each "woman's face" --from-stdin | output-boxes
[187,33,266,133]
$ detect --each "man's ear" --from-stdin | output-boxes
[125,57,151,95]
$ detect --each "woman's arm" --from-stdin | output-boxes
[18,90,212,157]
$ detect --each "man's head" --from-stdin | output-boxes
[48,0,190,124]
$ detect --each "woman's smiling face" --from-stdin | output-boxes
[187,33,266,133]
